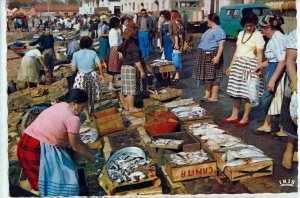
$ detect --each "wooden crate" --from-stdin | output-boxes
[146,64,176,74]
[150,132,200,152]
[161,166,187,195]
[143,98,162,107]
[95,113,124,136]
[93,107,117,119]
[98,165,161,196]
[150,88,183,101]
[180,116,214,131]
[164,153,217,182]
[200,141,273,181]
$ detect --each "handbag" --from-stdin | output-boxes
[172,49,182,69]
[246,74,260,107]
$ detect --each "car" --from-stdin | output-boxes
[219,3,272,38]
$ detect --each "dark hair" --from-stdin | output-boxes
[141,9,147,13]
[240,13,258,27]
[43,27,50,31]
[120,16,129,25]
[109,17,120,29]
[270,15,285,34]
[161,10,171,21]
[60,89,88,104]
[208,13,220,25]
[79,36,93,49]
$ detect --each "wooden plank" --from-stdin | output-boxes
[161,166,187,195]
[146,64,176,74]
[164,154,217,182]
[115,186,162,196]
[150,88,183,101]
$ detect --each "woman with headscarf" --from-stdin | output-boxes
[118,28,147,113]
[72,36,103,121]
[222,13,265,127]
[253,15,286,135]
[98,15,110,71]
[107,17,123,91]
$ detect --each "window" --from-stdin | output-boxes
[174,1,199,8]
[226,9,240,18]
[133,2,135,10]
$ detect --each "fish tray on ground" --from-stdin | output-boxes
[99,158,161,196]
[146,63,176,74]
[196,132,273,181]
[150,87,183,101]
[150,132,200,151]
[164,152,217,182]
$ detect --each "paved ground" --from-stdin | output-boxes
[173,34,298,193]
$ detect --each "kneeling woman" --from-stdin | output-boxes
[119,28,147,113]
[17,89,96,196]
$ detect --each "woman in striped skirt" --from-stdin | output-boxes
[119,28,147,113]
[221,13,265,127]
[72,36,104,121]
[192,13,226,102]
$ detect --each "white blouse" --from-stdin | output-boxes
[109,28,122,48]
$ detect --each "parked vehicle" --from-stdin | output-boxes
[219,3,272,37]
[170,0,208,33]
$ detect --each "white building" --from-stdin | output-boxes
[79,0,121,15]
[121,0,256,15]
[120,0,171,14]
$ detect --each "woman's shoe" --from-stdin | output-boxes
[220,118,240,124]
[235,121,249,127]
[252,129,272,135]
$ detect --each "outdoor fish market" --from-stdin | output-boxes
[5,1,298,197]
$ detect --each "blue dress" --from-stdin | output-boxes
[162,23,173,61]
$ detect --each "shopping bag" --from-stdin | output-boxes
[161,51,165,60]
[290,91,298,125]
[246,75,260,107]
[172,49,182,69]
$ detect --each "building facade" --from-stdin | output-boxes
[79,0,121,15]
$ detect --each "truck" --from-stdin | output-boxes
[169,0,208,33]
[219,3,272,37]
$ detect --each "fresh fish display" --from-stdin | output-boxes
[79,128,98,144]
[171,106,206,119]
[107,153,151,182]
[152,139,184,146]
[222,148,265,162]
[170,150,208,166]
[188,123,219,131]
[164,98,195,108]
[222,157,273,171]
[191,127,225,136]
[150,59,173,67]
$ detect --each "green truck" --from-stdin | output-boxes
[219,3,272,37]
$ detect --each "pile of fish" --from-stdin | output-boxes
[170,150,208,166]
[164,98,195,108]
[152,138,184,147]
[79,127,99,144]
[107,154,151,183]
[171,105,206,119]
[188,123,272,170]
[150,59,173,67]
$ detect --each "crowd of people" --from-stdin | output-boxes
[14,8,297,196]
